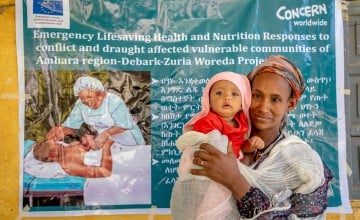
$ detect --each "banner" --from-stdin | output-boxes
[16,0,350,216]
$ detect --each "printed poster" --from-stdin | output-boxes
[16,0,350,216]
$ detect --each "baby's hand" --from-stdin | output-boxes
[248,136,265,150]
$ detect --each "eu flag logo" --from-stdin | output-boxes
[33,0,63,16]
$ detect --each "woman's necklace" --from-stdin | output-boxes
[252,133,285,169]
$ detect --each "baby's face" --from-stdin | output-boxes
[209,80,242,121]
[81,134,95,148]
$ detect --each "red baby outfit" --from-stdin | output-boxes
[193,111,249,158]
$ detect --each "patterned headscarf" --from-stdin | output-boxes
[247,55,305,98]
[73,76,105,96]
[183,71,251,132]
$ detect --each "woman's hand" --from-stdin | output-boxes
[191,142,251,200]
[93,131,111,150]
[46,126,74,141]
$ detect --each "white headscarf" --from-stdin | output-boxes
[73,76,105,96]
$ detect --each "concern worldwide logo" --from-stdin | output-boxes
[275,4,328,26]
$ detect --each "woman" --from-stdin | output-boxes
[46,75,145,149]
[190,55,333,219]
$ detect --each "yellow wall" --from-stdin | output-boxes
[1,1,359,219]
[0,1,21,219]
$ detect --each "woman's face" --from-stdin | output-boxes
[209,80,242,122]
[249,72,298,132]
[79,89,104,109]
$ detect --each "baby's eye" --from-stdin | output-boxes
[232,92,240,96]
[215,91,222,95]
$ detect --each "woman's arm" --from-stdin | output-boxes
[190,142,274,218]
[290,163,333,217]
[93,126,126,149]
[238,165,332,219]
[190,142,251,200]
[46,126,75,141]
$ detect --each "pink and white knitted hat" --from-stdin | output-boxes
[183,71,252,132]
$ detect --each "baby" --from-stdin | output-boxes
[184,71,264,158]
[170,72,265,220]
